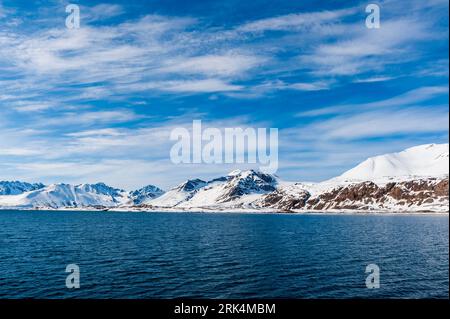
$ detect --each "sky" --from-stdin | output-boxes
[0,0,448,190]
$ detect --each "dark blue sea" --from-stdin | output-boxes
[0,210,448,298]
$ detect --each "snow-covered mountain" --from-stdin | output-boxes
[0,143,448,212]
[147,170,277,209]
[336,143,449,182]
[300,178,448,212]
[146,144,447,212]
[0,181,45,195]
[256,143,449,212]
[147,178,207,207]
[0,183,128,209]
[129,185,165,205]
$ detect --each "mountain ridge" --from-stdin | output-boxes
[335,143,448,182]
[0,143,448,212]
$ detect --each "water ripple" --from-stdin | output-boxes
[0,211,448,298]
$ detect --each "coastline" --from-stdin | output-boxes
[1,206,448,215]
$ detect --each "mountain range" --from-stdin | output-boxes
[0,143,448,213]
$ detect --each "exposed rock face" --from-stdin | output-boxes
[0,175,447,212]
[217,170,277,203]
[176,179,207,192]
[146,170,279,209]
[257,184,311,210]
[129,185,165,205]
[0,181,45,195]
[308,178,448,211]
[256,177,449,212]
[2,144,448,212]
[78,183,125,198]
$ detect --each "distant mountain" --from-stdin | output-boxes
[77,182,125,198]
[147,170,277,209]
[336,143,449,182]
[0,181,45,195]
[129,185,165,205]
[0,183,128,209]
[301,178,448,212]
[257,144,449,212]
[0,143,448,212]
[146,179,207,207]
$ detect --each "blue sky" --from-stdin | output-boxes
[0,0,448,189]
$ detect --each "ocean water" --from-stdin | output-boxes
[0,210,448,299]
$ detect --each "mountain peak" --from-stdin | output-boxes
[0,181,45,195]
[227,169,277,181]
[129,185,165,205]
[77,183,125,197]
[175,179,207,192]
[216,169,278,203]
[1,143,447,212]
[337,143,449,182]
[228,169,243,176]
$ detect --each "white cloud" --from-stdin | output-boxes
[48,110,142,126]
[354,76,395,83]
[303,107,449,140]
[0,148,41,156]
[277,106,449,182]
[83,4,124,22]
[238,9,356,32]
[0,2,448,188]
[159,54,267,77]
[289,81,331,91]
[300,18,435,76]
[0,2,12,19]
[66,128,126,137]
[0,115,266,189]
[0,13,263,98]
[297,86,449,117]
[158,79,243,93]
[0,2,446,102]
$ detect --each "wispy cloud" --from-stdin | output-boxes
[158,54,267,77]
[0,0,448,188]
[297,86,449,117]
[83,3,125,23]
[300,106,449,140]
[300,18,435,76]
[237,8,356,32]
[353,76,395,83]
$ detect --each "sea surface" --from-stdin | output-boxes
[0,210,448,298]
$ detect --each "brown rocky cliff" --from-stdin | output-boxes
[258,177,449,212]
